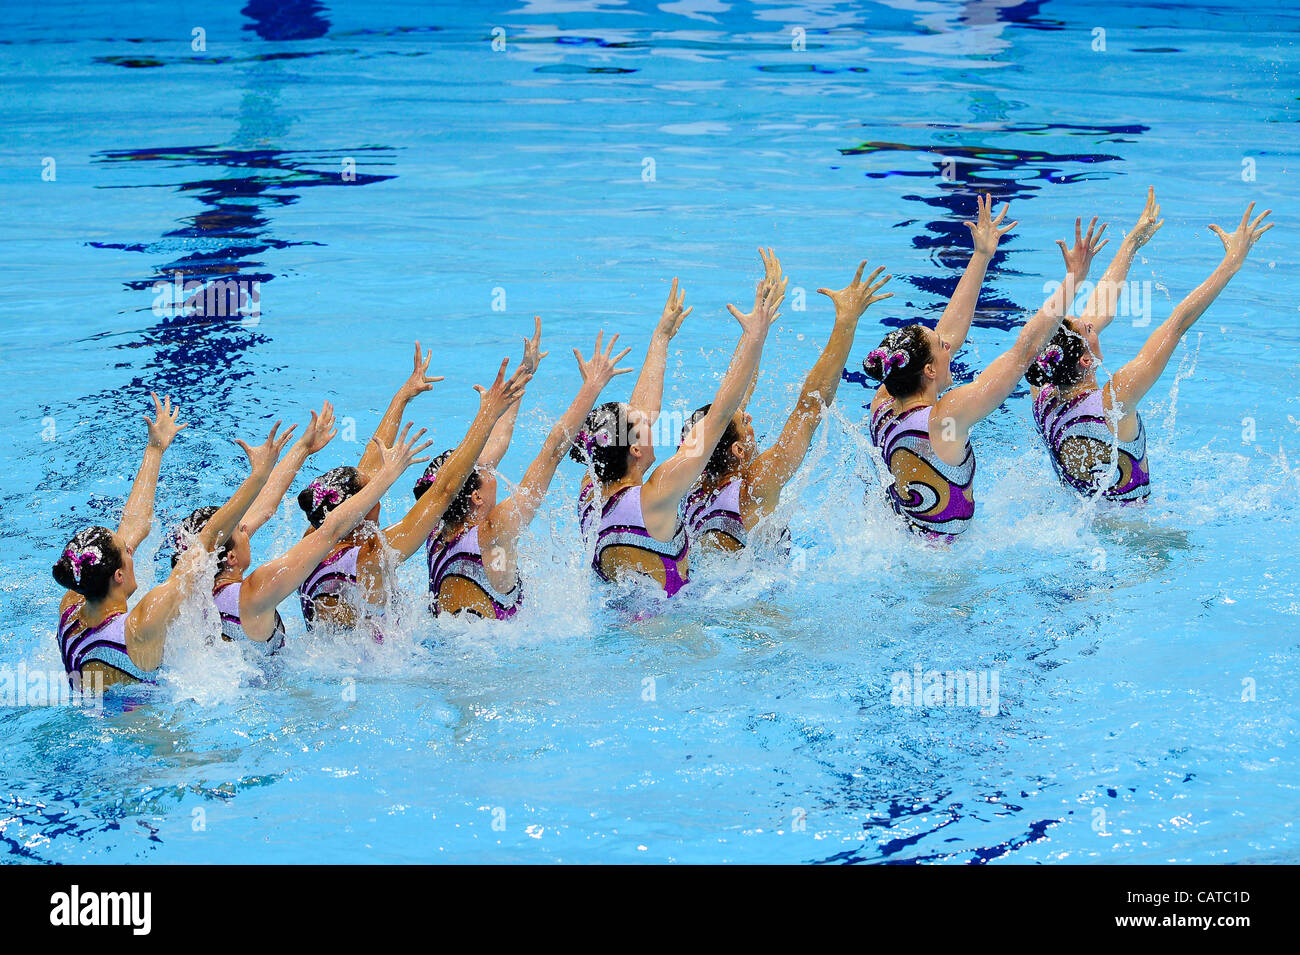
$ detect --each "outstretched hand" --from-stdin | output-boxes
[817,260,892,323]
[759,246,783,292]
[520,316,549,377]
[399,341,445,400]
[965,194,1017,256]
[1128,186,1164,249]
[654,277,693,341]
[1057,216,1109,280]
[372,422,434,479]
[727,273,786,337]
[1210,202,1272,269]
[144,392,187,451]
[574,331,634,391]
[474,358,532,420]
[236,421,295,477]
[301,401,337,455]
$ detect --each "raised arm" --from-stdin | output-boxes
[937,217,1107,443]
[379,359,531,560]
[645,277,784,515]
[243,401,335,538]
[125,424,285,670]
[746,262,892,506]
[241,427,432,620]
[628,278,691,426]
[937,194,1017,353]
[357,342,443,478]
[1078,186,1163,334]
[738,249,785,414]
[479,318,546,469]
[118,393,187,550]
[483,332,633,550]
[1107,204,1270,414]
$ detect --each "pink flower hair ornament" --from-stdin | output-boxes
[308,482,343,510]
[867,347,911,376]
[1036,344,1064,374]
[63,545,102,585]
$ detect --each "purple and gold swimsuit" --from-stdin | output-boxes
[581,484,689,596]
[57,600,151,687]
[426,525,522,620]
[684,477,747,549]
[869,402,976,541]
[298,544,361,626]
[213,580,286,652]
[1032,385,1150,503]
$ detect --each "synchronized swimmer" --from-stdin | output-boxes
[51,191,1272,688]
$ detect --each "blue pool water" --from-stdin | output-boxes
[0,0,1297,863]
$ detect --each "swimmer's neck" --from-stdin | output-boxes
[601,475,644,498]
[339,522,376,548]
[889,384,937,411]
[437,517,480,543]
[1060,372,1101,400]
[603,457,651,497]
[80,594,128,625]
[701,467,743,493]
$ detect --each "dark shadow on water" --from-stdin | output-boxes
[241,0,331,42]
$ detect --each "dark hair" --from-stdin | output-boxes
[415,450,483,531]
[568,401,634,484]
[298,466,364,528]
[1025,318,1089,389]
[680,403,741,481]
[863,325,933,399]
[169,505,230,577]
[53,526,123,602]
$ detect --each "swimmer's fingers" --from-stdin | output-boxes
[997,218,1018,237]
[1250,208,1272,231]
[1253,221,1275,242]
[274,423,297,454]
[1239,202,1256,231]
[612,346,634,372]
[993,202,1010,227]
[1082,217,1100,246]
[863,264,886,289]
[852,260,868,286]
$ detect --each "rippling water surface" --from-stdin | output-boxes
[0,0,1297,863]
